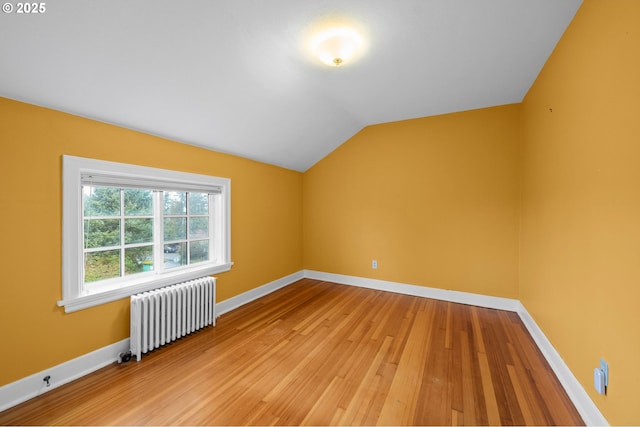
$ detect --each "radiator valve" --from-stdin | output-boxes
[118,351,133,364]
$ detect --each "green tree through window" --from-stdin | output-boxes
[83,186,211,283]
[83,186,155,283]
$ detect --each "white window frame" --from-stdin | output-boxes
[59,155,232,313]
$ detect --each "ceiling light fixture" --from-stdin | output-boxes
[312,27,363,67]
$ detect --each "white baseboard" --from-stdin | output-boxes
[517,302,608,426]
[0,338,129,413]
[304,270,607,426]
[216,270,305,316]
[0,272,305,414]
[0,270,608,426]
[303,270,520,312]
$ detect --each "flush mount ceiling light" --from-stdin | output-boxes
[312,27,363,67]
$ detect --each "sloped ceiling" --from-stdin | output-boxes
[0,0,581,171]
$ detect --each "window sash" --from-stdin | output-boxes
[81,188,216,292]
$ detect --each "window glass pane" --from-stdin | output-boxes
[84,249,120,283]
[84,219,120,249]
[164,191,186,215]
[83,186,120,217]
[190,240,209,264]
[189,217,209,239]
[125,246,154,275]
[125,218,153,244]
[164,217,186,241]
[189,192,209,215]
[124,189,153,216]
[164,242,186,269]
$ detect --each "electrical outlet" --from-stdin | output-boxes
[372,259,378,269]
[594,358,609,395]
[600,358,609,387]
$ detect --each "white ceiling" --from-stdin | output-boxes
[0,0,582,172]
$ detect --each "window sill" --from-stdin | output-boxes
[57,262,233,313]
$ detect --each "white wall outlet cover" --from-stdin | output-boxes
[599,358,609,386]
[594,368,606,395]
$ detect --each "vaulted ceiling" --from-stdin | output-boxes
[0,0,582,171]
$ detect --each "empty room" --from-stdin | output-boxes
[0,0,638,425]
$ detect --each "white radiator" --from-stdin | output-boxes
[130,276,216,361]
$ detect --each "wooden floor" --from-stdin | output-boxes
[0,279,583,426]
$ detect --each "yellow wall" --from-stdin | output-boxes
[520,0,640,424]
[0,97,303,386]
[3,1,639,424]
[303,105,520,299]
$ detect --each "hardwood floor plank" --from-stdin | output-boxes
[478,351,501,425]
[377,302,435,425]
[448,303,465,417]
[482,317,522,425]
[471,307,488,354]
[413,300,450,426]
[460,322,479,425]
[452,409,463,426]
[507,364,536,426]
[0,279,584,426]
[300,375,343,425]
[337,335,393,425]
